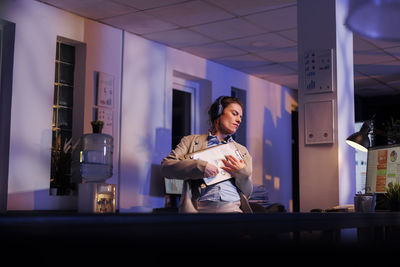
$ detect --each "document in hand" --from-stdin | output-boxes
[185,142,243,186]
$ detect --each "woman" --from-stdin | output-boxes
[161,96,253,213]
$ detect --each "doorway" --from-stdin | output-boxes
[171,79,198,149]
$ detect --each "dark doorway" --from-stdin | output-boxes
[172,89,192,150]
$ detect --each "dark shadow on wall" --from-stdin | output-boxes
[147,128,171,195]
[136,128,172,211]
[262,89,293,211]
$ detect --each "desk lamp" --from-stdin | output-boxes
[346,120,371,152]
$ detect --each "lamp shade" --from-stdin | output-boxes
[345,0,400,41]
[346,121,371,152]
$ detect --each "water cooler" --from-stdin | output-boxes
[78,133,116,213]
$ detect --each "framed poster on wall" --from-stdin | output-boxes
[94,71,114,136]
[97,71,114,108]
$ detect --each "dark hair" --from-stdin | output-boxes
[208,96,243,131]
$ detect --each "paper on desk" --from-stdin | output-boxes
[191,142,242,186]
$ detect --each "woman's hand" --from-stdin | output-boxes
[221,155,245,174]
[204,162,219,178]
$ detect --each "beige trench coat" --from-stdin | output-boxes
[161,134,253,213]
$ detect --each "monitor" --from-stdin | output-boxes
[366,144,400,194]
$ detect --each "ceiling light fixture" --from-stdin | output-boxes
[345,0,400,41]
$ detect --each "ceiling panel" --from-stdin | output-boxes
[39,0,137,19]
[277,28,297,42]
[243,5,297,32]
[101,11,178,35]
[384,46,400,60]
[387,80,400,90]
[263,74,299,89]
[356,60,400,77]
[143,28,214,48]
[353,34,379,52]
[205,0,296,16]
[355,83,399,97]
[111,0,187,10]
[364,37,400,50]
[181,42,246,59]
[354,50,397,65]
[241,62,296,77]
[212,53,272,70]
[226,32,296,53]
[258,46,298,63]
[189,18,266,41]
[143,0,233,27]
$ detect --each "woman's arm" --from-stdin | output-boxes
[231,144,253,198]
[161,135,208,180]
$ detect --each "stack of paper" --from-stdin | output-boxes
[249,185,269,208]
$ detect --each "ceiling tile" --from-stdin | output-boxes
[212,53,271,69]
[39,0,137,19]
[101,11,178,35]
[353,34,378,52]
[143,0,233,27]
[354,50,397,65]
[111,0,187,10]
[370,74,400,83]
[244,5,297,32]
[258,46,297,63]
[277,28,297,42]
[386,80,400,90]
[189,18,266,41]
[241,62,295,77]
[354,73,400,96]
[282,62,298,72]
[362,36,400,50]
[262,74,298,89]
[355,60,400,77]
[143,28,214,48]
[384,46,400,60]
[355,84,399,97]
[226,32,296,53]
[354,74,381,88]
[181,42,246,59]
[205,0,296,16]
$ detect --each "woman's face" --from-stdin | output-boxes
[216,103,243,136]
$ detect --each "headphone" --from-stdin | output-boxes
[216,96,225,117]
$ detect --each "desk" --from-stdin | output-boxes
[1,211,400,253]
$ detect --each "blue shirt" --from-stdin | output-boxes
[198,133,241,202]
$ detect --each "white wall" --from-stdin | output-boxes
[2,0,122,210]
[3,0,84,210]
[83,19,122,202]
[119,32,296,211]
[2,0,296,211]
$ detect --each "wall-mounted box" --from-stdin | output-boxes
[304,49,334,94]
[305,100,334,144]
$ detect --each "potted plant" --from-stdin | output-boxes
[91,120,104,134]
[51,136,80,195]
[385,182,400,211]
